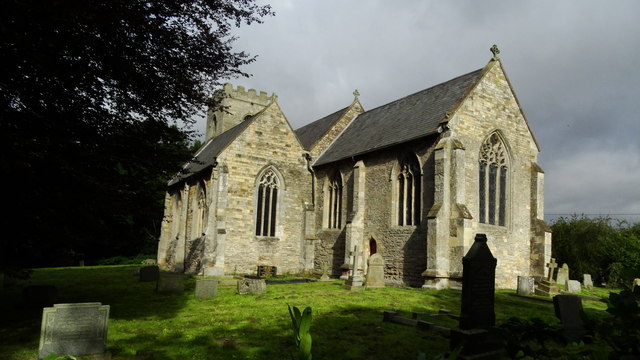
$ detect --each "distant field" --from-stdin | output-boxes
[0,266,614,360]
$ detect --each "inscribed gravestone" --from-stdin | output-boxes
[365,253,385,289]
[517,276,535,296]
[195,279,217,299]
[157,272,184,293]
[139,266,159,282]
[553,295,589,342]
[459,233,497,330]
[237,278,266,294]
[556,263,569,287]
[583,274,593,289]
[39,303,110,359]
[566,280,581,293]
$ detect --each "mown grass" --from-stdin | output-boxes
[0,266,615,360]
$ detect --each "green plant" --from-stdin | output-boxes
[288,305,312,360]
[597,289,640,357]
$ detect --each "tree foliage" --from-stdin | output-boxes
[551,216,640,286]
[0,0,273,271]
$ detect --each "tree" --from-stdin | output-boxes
[0,0,273,272]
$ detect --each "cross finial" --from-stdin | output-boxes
[490,44,500,61]
[353,89,360,99]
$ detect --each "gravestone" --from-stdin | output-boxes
[237,278,266,294]
[319,262,331,282]
[256,265,277,278]
[633,278,640,295]
[566,280,581,293]
[582,274,593,289]
[459,233,497,330]
[535,258,560,297]
[546,258,558,281]
[556,263,569,287]
[365,253,385,289]
[343,246,364,290]
[553,295,589,342]
[195,279,217,299]
[156,272,184,293]
[38,302,110,360]
[450,234,503,359]
[22,285,58,309]
[139,266,159,282]
[516,276,535,296]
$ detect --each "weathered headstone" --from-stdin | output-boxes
[343,246,364,290]
[566,280,581,293]
[535,258,560,297]
[365,253,385,289]
[582,274,593,289]
[256,265,277,278]
[38,302,110,360]
[139,266,159,282]
[516,276,535,296]
[450,234,503,359]
[459,233,497,330]
[556,263,569,287]
[236,278,266,294]
[22,285,58,309]
[156,272,184,293]
[319,262,331,282]
[553,295,589,342]
[195,279,217,299]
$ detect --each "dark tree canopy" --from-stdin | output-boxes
[0,0,273,272]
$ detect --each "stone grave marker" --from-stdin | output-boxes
[38,302,110,360]
[343,246,364,290]
[459,233,497,330]
[553,295,590,342]
[139,266,159,282]
[556,263,569,287]
[195,279,217,299]
[633,278,640,295]
[582,274,593,289]
[365,253,385,289]
[319,262,331,282]
[566,280,581,293]
[516,276,535,296]
[535,258,560,297]
[156,272,184,293]
[237,278,266,294]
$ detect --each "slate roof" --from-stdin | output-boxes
[314,68,484,166]
[294,106,349,150]
[168,118,254,186]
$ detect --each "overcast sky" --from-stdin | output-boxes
[195,0,640,224]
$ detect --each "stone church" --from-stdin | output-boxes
[157,51,552,289]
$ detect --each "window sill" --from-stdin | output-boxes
[255,236,280,243]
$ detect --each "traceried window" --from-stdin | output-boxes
[479,132,508,226]
[255,169,280,237]
[397,156,421,226]
[327,171,343,229]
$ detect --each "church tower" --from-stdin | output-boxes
[205,83,277,141]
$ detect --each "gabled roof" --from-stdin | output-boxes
[314,68,484,166]
[294,106,349,150]
[168,117,254,186]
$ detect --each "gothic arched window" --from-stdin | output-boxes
[255,168,280,236]
[195,182,207,236]
[397,156,421,226]
[479,132,508,226]
[327,171,343,229]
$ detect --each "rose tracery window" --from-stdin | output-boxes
[255,169,279,236]
[479,133,508,226]
[397,156,421,226]
[327,171,343,229]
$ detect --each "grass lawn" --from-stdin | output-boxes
[0,266,615,360]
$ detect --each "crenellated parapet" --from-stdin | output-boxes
[222,83,277,105]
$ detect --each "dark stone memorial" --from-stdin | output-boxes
[553,295,591,342]
[38,302,110,359]
[139,266,159,282]
[450,233,503,359]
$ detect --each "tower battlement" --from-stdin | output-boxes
[222,83,277,105]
